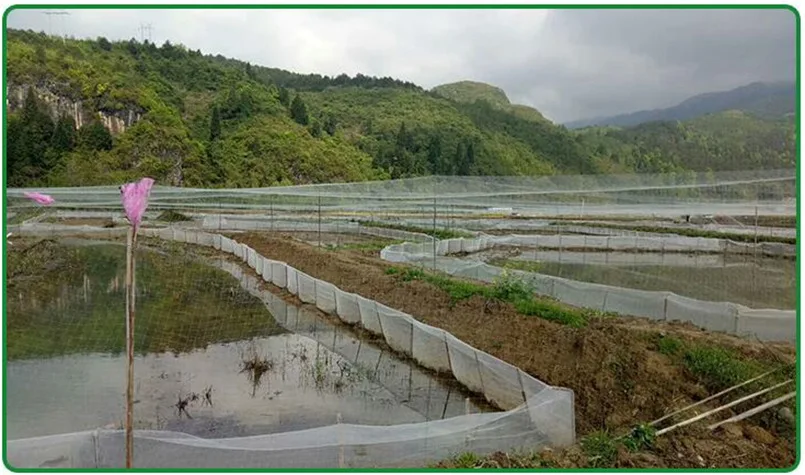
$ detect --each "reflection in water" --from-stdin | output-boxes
[7,239,493,441]
[489,248,795,309]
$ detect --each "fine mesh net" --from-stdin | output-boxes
[5,170,795,468]
[6,226,574,469]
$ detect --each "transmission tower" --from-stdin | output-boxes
[138,23,153,42]
[42,10,70,43]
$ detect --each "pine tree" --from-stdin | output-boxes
[49,114,77,164]
[209,106,221,141]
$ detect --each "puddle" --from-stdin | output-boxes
[480,249,796,310]
[7,239,493,440]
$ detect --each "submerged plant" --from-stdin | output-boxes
[119,177,155,469]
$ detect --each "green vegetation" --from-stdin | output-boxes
[435,450,557,469]
[651,334,791,393]
[7,239,285,360]
[386,266,591,327]
[683,345,764,392]
[564,221,796,245]
[360,220,473,239]
[581,431,620,468]
[655,335,684,356]
[326,239,403,252]
[575,111,795,173]
[6,29,796,189]
[156,210,192,222]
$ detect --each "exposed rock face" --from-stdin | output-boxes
[6,83,142,135]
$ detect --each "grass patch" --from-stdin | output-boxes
[656,335,683,356]
[489,258,543,273]
[391,266,488,306]
[514,298,587,327]
[157,210,193,222]
[446,452,482,469]
[360,220,473,240]
[436,422,658,468]
[386,265,591,327]
[581,431,619,468]
[329,240,403,252]
[683,344,764,392]
[434,450,557,469]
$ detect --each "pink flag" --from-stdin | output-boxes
[120,178,155,232]
[23,192,55,206]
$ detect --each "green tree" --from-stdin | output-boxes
[51,114,77,155]
[77,121,114,151]
[8,88,55,184]
[324,114,337,136]
[308,119,323,138]
[209,105,221,142]
[290,94,309,126]
[278,87,290,107]
[97,37,112,51]
[35,45,46,64]
[426,134,443,174]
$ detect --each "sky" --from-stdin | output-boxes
[6,7,797,123]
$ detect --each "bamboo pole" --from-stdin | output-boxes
[708,392,795,431]
[655,379,793,436]
[337,413,344,468]
[650,369,779,426]
[125,227,137,468]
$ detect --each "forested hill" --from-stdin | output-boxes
[5,29,796,188]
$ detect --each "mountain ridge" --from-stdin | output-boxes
[564,81,796,129]
[4,28,796,189]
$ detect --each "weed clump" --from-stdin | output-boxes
[656,335,683,356]
[581,431,619,467]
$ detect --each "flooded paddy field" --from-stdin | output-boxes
[6,239,492,440]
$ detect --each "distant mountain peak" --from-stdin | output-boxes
[565,80,795,129]
[432,80,550,124]
[431,80,512,107]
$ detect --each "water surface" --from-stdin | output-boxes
[7,240,491,440]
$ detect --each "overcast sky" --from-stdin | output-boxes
[6,7,796,123]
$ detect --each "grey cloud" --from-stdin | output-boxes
[6,7,796,123]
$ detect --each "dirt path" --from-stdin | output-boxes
[232,231,796,469]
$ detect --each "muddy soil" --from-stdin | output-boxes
[231,231,796,469]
